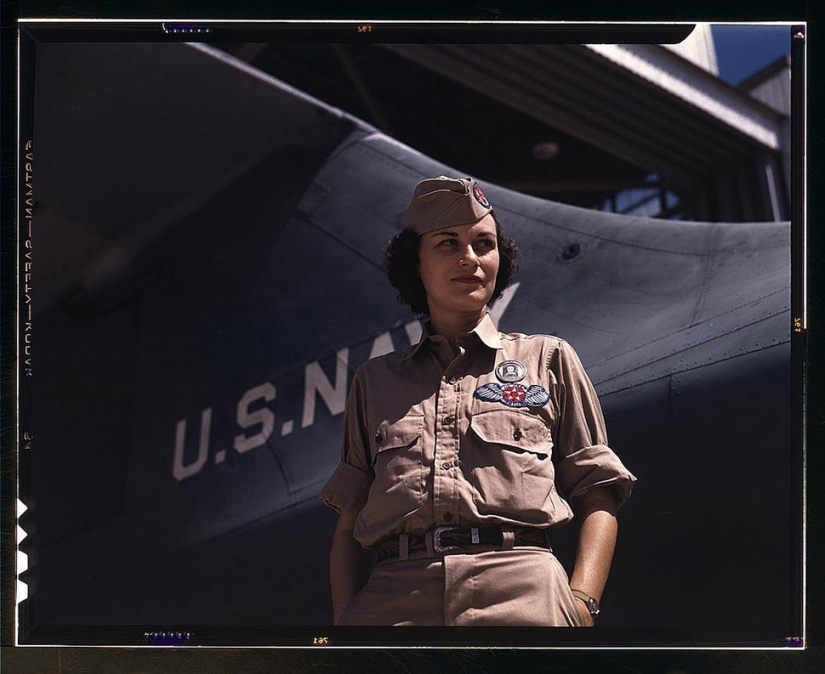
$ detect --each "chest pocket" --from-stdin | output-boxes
[470,408,553,456]
[372,414,425,463]
[364,414,426,520]
[467,409,557,523]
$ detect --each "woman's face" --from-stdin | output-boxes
[417,214,500,319]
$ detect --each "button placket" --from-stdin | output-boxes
[433,365,462,526]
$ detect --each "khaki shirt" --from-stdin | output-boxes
[319,314,636,548]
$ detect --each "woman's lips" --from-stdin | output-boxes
[452,276,483,284]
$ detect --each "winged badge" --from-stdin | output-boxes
[473,383,551,408]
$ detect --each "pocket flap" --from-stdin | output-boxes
[373,414,425,455]
[470,410,551,455]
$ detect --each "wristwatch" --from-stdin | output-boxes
[570,589,600,620]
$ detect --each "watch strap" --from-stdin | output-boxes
[570,588,600,617]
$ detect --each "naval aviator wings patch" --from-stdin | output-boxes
[473,382,551,408]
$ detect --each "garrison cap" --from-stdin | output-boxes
[402,176,492,235]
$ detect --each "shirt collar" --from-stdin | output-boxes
[473,312,504,350]
[401,312,502,361]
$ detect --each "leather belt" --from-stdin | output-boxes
[374,525,551,561]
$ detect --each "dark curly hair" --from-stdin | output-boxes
[383,213,520,315]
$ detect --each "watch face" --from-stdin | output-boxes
[587,598,600,616]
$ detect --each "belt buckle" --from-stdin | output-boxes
[432,526,461,554]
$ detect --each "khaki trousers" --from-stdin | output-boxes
[338,547,585,626]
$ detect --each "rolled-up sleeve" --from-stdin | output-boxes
[550,340,636,508]
[318,369,375,514]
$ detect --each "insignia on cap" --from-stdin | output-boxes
[473,383,551,408]
[473,182,490,209]
[495,360,526,383]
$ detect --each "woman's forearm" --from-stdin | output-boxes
[568,486,619,625]
[329,511,373,624]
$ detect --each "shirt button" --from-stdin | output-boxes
[375,432,383,443]
[441,462,452,470]
[444,415,455,425]
[513,428,523,441]
[443,511,454,522]
[447,377,457,385]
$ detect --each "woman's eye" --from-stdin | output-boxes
[476,239,495,250]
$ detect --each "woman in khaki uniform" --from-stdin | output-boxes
[319,176,636,626]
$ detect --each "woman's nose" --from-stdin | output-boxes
[459,245,479,266]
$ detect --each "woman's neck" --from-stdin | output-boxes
[428,309,487,345]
